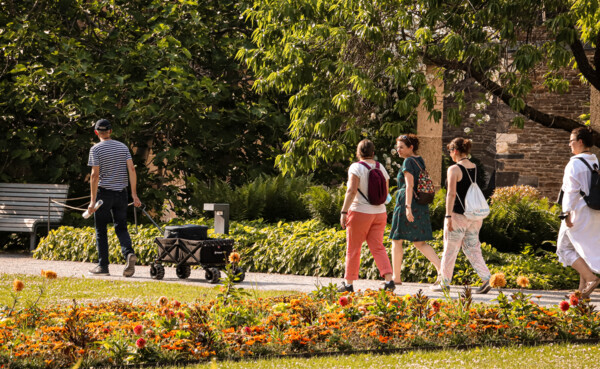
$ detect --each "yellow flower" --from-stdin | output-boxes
[489,273,506,288]
[13,279,24,292]
[229,252,241,264]
[516,276,529,288]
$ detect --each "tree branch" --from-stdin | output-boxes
[425,55,600,147]
[569,35,600,91]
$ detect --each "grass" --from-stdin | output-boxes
[166,342,599,368]
[0,273,297,307]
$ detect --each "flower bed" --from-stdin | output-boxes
[1,273,599,368]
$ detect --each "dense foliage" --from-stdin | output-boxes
[480,186,561,253]
[35,218,577,290]
[189,175,313,222]
[240,0,599,175]
[0,0,288,213]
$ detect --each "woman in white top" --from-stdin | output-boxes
[338,139,395,293]
[557,127,600,299]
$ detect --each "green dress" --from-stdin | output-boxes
[390,156,433,241]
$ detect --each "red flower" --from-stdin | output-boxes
[103,328,111,334]
[569,294,579,306]
[559,300,570,312]
[338,296,349,307]
[430,300,441,313]
[173,300,181,308]
[243,326,252,335]
[133,324,143,336]
[136,338,146,349]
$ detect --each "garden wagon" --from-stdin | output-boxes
[139,206,245,284]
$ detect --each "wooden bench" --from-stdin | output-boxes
[0,183,70,250]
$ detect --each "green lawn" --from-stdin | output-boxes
[174,343,599,369]
[0,273,297,307]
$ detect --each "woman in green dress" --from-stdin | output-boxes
[389,134,440,285]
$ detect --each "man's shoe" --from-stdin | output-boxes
[476,280,492,294]
[123,253,137,277]
[383,280,396,292]
[89,265,109,276]
[337,282,354,293]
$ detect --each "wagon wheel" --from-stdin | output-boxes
[205,268,221,284]
[232,266,245,283]
[176,264,191,279]
[151,263,165,280]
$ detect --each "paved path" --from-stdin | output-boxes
[0,253,595,307]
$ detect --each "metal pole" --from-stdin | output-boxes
[47,197,51,233]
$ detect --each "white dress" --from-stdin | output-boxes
[556,153,600,272]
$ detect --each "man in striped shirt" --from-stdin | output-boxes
[86,119,141,277]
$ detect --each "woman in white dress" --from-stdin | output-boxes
[557,127,600,299]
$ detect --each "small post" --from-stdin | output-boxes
[47,197,51,233]
[203,203,230,235]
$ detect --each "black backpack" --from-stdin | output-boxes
[577,157,600,210]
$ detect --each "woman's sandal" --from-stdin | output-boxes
[581,279,600,299]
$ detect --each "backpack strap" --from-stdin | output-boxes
[456,163,477,184]
[356,161,379,203]
[409,157,424,172]
[576,157,594,171]
[575,157,597,197]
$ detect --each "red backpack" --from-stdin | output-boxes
[357,161,388,205]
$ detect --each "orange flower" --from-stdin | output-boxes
[516,276,529,288]
[13,279,24,292]
[490,273,507,288]
[229,252,241,264]
[157,296,168,307]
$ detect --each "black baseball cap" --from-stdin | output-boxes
[94,119,112,131]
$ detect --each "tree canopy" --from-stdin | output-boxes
[240,0,600,174]
[0,0,287,212]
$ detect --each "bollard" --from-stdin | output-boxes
[203,203,230,235]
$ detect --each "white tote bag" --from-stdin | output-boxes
[456,165,490,220]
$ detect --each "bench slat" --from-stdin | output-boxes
[0,183,69,190]
[0,203,66,210]
[0,209,63,219]
[0,191,69,198]
[0,196,72,203]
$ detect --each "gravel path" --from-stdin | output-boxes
[0,253,595,307]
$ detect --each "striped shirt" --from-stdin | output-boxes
[88,140,132,191]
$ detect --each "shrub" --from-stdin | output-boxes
[429,189,447,231]
[303,185,346,227]
[480,185,561,253]
[188,175,312,222]
[35,219,577,290]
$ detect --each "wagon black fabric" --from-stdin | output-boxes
[163,225,208,240]
[179,238,233,264]
[154,237,233,265]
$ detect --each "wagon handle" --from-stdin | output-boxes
[140,203,165,235]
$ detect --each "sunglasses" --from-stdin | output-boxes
[448,147,455,154]
[398,135,412,146]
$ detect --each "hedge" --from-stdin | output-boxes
[34,218,577,290]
